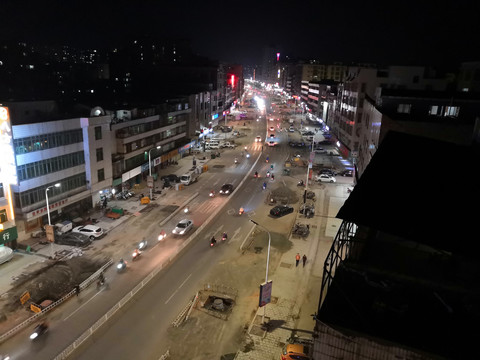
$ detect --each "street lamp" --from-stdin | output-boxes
[45,183,61,259]
[249,219,271,325]
[148,146,161,200]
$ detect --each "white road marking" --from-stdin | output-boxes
[165,273,192,304]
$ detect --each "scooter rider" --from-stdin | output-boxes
[254,171,258,178]
[222,232,228,240]
[210,236,217,245]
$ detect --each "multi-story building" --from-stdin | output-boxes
[332,65,450,159]
[4,98,192,239]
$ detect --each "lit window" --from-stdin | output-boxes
[445,106,460,117]
[397,104,412,114]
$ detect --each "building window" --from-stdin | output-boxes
[0,209,7,223]
[95,126,102,140]
[429,105,443,116]
[98,169,105,182]
[96,148,104,162]
[0,183,4,198]
[397,104,412,114]
[445,106,460,117]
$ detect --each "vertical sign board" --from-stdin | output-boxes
[0,107,17,186]
[259,280,273,307]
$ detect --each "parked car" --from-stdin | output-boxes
[270,205,294,218]
[339,169,353,177]
[161,174,180,183]
[318,168,337,176]
[315,174,336,183]
[172,219,193,235]
[0,247,14,265]
[219,183,234,195]
[55,232,92,247]
[281,343,311,360]
[72,225,104,240]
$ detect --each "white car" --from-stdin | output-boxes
[72,225,104,240]
[172,219,193,235]
[315,174,336,183]
[255,135,262,142]
[0,247,14,265]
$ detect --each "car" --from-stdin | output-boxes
[289,127,295,132]
[161,174,180,183]
[314,148,326,154]
[281,343,311,360]
[232,130,240,136]
[72,225,104,240]
[319,168,337,176]
[270,205,294,218]
[339,169,353,177]
[268,141,276,147]
[269,126,275,132]
[269,134,275,138]
[315,174,336,183]
[0,247,14,265]
[219,183,234,195]
[172,219,193,235]
[255,135,262,142]
[55,232,92,247]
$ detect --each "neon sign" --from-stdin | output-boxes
[0,107,17,185]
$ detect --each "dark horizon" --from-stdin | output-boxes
[1,0,479,68]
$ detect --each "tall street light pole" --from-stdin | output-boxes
[45,183,61,259]
[148,146,161,200]
[249,219,271,325]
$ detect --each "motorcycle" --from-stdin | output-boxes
[138,239,148,250]
[158,231,167,241]
[234,158,238,164]
[117,259,127,272]
[263,182,267,190]
[209,190,215,197]
[266,157,269,163]
[297,180,305,187]
[239,207,245,215]
[222,232,228,241]
[183,206,189,214]
[30,323,48,340]
[254,171,258,178]
[210,237,217,247]
[246,153,251,158]
[132,249,141,261]
[266,171,270,178]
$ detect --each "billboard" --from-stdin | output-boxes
[259,280,273,307]
[0,107,17,185]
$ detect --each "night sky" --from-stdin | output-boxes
[2,0,479,67]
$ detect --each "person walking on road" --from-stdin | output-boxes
[295,253,300,267]
[303,254,307,267]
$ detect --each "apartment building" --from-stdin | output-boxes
[4,98,192,238]
[332,65,450,159]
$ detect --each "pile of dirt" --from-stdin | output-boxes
[269,183,299,205]
[3,256,108,312]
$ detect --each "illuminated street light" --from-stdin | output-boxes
[249,219,271,325]
[45,183,61,259]
[148,146,161,200]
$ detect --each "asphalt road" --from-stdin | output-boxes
[0,103,267,360]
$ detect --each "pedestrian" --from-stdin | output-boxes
[295,253,300,267]
[306,224,310,231]
[303,254,307,267]
[75,284,80,296]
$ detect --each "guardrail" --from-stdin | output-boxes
[0,259,113,345]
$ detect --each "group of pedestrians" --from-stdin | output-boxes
[295,253,307,267]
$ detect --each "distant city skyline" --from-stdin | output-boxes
[1,0,479,67]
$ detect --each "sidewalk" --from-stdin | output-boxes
[235,188,338,359]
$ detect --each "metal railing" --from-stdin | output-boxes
[0,259,113,345]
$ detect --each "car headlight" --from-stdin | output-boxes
[172,229,177,234]
[180,230,185,234]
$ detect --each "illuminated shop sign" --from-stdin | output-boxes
[0,107,17,185]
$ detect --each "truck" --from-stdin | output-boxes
[180,169,199,185]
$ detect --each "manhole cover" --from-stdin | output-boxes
[280,262,292,268]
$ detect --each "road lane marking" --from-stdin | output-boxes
[64,290,103,321]
[165,273,192,304]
